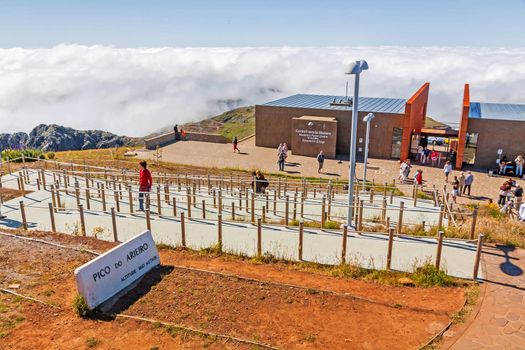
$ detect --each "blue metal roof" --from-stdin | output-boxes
[261,94,406,114]
[469,102,525,121]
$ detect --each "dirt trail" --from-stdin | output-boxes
[0,231,466,349]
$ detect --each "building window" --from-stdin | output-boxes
[463,132,478,165]
[391,127,403,158]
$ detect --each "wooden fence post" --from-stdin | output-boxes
[285,195,289,227]
[473,234,484,280]
[257,218,262,256]
[202,200,206,219]
[79,204,86,236]
[217,214,222,251]
[180,212,186,248]
[386,228,394,270]
[129,186,134,214]
[298,220,304,261]
[172,197,177,216]
[111,207,118,242]
[101,186,107,212]
[358,199,364,232]
[115,190,121,213]
[321,195,326,229]
[469,208,478,240]
[19,201,27,230]
[341,224,348,264]
[145,209,151,231]
[397,201,404,235]
[438,204,445,230]
[48,202,56,232]
[435,231,444,270]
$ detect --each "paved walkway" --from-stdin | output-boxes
[138,136,523,204]
[448,246,525,349]
[0,170,481,279]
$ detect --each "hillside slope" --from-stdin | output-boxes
[0,124,141,152]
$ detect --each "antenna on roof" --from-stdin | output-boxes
[330,80,353,107]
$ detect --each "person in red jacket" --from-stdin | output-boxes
[415,169,423,186]
[138,161,152,211]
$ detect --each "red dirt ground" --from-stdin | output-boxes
[0,230,467,349]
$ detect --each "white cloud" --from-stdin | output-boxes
[1,45,524,136]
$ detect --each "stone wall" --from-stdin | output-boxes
[144,131,228,150]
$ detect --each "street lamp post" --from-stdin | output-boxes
[362,113,375,190]
[345,60,368,227]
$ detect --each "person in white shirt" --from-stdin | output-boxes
[515,155,524,177]
[443,161,452,183]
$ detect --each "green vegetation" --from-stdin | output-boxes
[1,149,45,162]
[411,264,456,287]
[179,106,255,141]
[72,294,91,317]
[86,337,101,348]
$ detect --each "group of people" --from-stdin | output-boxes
[416,146,442,167]
[398,159,424,185]
[498,178,523,208]
[447,170,474,203]
[173,125,187,141]
[251,170,270,193]
[498,155,525,177]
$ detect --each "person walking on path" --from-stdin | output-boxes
[232,136,240,153]
[415,169,423,186]
[443,161,452,183]
[317,150,325,173]
[451,175,460,203]
[515,155,524,177]
[277,149,286,171]
[400,159,411,184]
[138,161,152,211]
[463,171,474,196]
[458,171,466,196]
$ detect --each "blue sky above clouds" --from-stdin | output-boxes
[0,1,524,136]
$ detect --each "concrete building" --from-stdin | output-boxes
[457,84,525,170]
[255,83,429,161]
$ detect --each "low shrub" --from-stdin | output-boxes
[412,264,456,287]
[72,294,91,317]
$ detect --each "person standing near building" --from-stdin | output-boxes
[174,124,179,140]
[232,136,240,153]
[463,171,474,196]
[458,171,466,196]
[451,175,460,203]
[278,149,286,171]
[515,155,524,177]
[514,184,523,210]
[317,150,325,173]
[431,150,439,167]
[138,161,152,211]
[443,161,452,183]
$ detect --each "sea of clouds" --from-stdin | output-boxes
[1,45,524,136]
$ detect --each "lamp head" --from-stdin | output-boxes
[345,60,369,75]
[363,113,375,122]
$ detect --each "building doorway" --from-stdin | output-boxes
[391,127,403,158]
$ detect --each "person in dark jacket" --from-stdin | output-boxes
[233,136,240,153]
[317,150,325,173]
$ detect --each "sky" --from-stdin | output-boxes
[1,0,525,136]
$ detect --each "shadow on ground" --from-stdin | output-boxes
[96,264,174,320]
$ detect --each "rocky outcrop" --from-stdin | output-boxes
[0,124,140,152]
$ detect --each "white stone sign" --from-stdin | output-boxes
[74,230,160,309]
